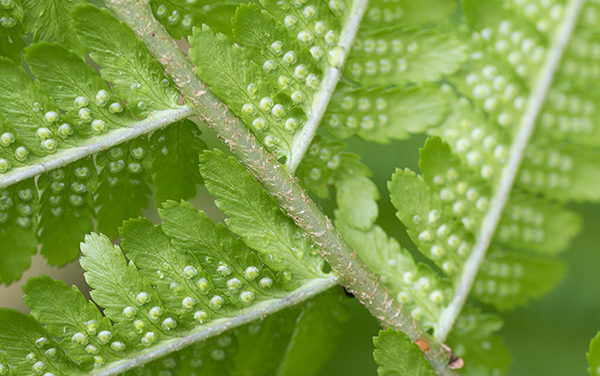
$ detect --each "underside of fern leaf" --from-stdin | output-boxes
[0,0,598,374]
[0,149,341,375]
[0,4,207,283]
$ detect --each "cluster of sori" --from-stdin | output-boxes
[330,151,510,373]
[0,150,334,375]
[0,0,19,30]
[0,56,125,175]
[294,135,370,198]
[354,0,592,334]
[324,0,593,341]
[0,2,185,176]
[322,1,466,142]
[391,138,573,311]
[308,1,598,373]
[439,0,600,202]
[187,0,351,162]
[0,4,209,283]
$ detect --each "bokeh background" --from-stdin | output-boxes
[1,131,598,375]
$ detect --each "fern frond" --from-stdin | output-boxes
[0,179,37,283]
[95,138,153,238]
[188,0,367,171]
[149,120,206,205]
[373,329,435,376]
[445,308,511,375]
[430,0,589,341]
[335,174,451,331]
[295,135,370,198]
[0,0,24,62]
[323,85,446,142]
[199,150,329,282]
[108,0,600,373]
[437,0,600,202]
[316,0,466,144]
[0,150,340,375]
[150,0,244,39]
[21,0,85,53]
[387,136,573,311]
[334,170,512,374]
[0,3,210,283]
[346,26,466,87]
[73,5,181,117]
[361,0,459,30]
[38,158,97,265]
[115,288,348,376]
[589,332,600,376]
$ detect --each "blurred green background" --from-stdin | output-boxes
[1,132,598,375]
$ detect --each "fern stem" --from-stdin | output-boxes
[435,0,586,342]
[105,1,457,374]
[288,0,368,172]
[0,106,193,188]
[92,277,338,376]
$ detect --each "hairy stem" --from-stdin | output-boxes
[0,106,193,189]
[93,277,338,376]
[435,0,586,342]
[105,0,457,374]
[288,0,368,172]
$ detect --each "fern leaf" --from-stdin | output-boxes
[0,57,64,160]
[233,4,319,114]
[73,5,181,117]
[21,0,85,53]
[38,158,97,265]
[362,0,459,30]
[445,308,511,376]
[115,290,347,376]
[437,66,600,203]
[121,215,226,319]
[199,149,328,283]
[373,329,435,376]
[276,288,349,376]
[0,179,37,284]
[0,0,24,62]
[589,332,600,376]
[189,0,363,167]
[331,168,512,375]
[0,353,10,376]
[258,0,350,65]
[150,201,285,308]
[149,120,207,206]
[346,26,467,87]
[401,0,595,341]
[0,161,340,374]
[228,312,297,375]
[323,85,447,142]
[23,275,125,368]
[95,139,152,238]
[335,176,451,330]
[437,0,600,203]
[473,249,564,311]
[0,3,205,281]
[80,232,171,347]
[295,135,370,198]
[0,309,80,375]
[190,25,299,161]
[408,138,580,255]
[388,137,573,310]
[336,175,379,230]
[25,42,129,135]
[150,0,243,39]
